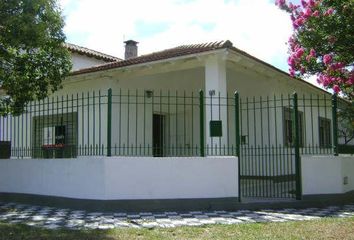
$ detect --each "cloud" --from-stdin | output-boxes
[59,0,293,71]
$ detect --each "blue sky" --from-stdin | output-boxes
[59,0,315,85]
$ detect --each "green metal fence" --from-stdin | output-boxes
[109,89,203,156]
[238,93,301,199]
[0,91,109,158]
[0,88,348,159]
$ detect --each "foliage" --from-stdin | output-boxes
[0,0,72,115]
[338,102,354,144]
[276,0,354,100]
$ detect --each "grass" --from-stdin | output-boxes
[1,217,354,240]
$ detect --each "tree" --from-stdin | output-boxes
[338,102,354,145]
[0,0,72,115]
[276,0,354,100]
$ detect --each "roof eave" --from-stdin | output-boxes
[226,48,330,96]
[69,48,227,77]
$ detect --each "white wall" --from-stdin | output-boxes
[0,156,238,200]
[302,155,354,195]
[71,53,107,71]
[227,66,334,150]
[342,156,354,193]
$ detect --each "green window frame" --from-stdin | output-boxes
[32,112,78,158]
[319,117,331,148]
[283,107,304,147]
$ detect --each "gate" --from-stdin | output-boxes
[235,93,302,200]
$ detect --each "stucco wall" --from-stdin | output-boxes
[71,53,107,71]
[302,155,354,195]
[227,66,334,150]
[0,156,238,200]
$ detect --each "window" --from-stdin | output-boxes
[319,117,331,148]
[241,135,247,145]
[32,112,78,158]
[283,107,304,147]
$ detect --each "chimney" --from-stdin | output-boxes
[124,40,138,59]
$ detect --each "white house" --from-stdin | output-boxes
[0,40,353,211]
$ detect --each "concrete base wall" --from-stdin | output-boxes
[302,155,354,195]
[0,156,238,200]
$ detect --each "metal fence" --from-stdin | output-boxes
[0,88,345,159]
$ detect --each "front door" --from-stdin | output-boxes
[153,114,165,157]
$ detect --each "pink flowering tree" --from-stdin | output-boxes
[276,0,354,100]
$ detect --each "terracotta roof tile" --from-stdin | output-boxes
[65,43,121,62]
[68,40,332,96]
[70,40,233,76]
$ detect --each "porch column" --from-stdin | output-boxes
[204,55,228,155]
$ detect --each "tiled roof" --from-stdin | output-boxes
[69,40,332,95]
[65,43,121,62]
[70,40,234,76]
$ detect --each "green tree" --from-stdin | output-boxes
[338,102,354,145]
[0,0,72,115]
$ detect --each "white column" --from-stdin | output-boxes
[204,55,228,155]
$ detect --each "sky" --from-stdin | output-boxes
[59,0,318,85]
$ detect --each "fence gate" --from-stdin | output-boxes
[236,93,302,200]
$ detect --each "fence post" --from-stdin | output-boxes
[332,94,338,156]
[199,90,205,157]
[107,88,112,157]
[292,92,302,200]
[234,91,241,202]
[235,92,241,157]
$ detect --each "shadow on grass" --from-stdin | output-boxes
[0,223,116,240]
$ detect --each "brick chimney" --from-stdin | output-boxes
[124,40,138,59]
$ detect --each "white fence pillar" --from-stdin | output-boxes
[204,55,228,155]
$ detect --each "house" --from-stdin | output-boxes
[0,40,353,212]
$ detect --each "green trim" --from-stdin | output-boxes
[199,90,205,157]
[332,94,338,156]
[292,92,302,200]
[240,175,296,183]
[107,88,112,157]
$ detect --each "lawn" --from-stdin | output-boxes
[1,217,354,240]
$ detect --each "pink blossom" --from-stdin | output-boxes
[303,8,312,18]
[306,55,312,62]
[323,54,332,65]
[294,17,305,27]
[300,67,306,74]
[337,62,345,68]
[301,0,307,7]
[312,10,319,17]
[336,77,344,84]
[290,15,296,22]
[317,74,324,84]
[325,8,334,15]
[288,56,296,67]
[347,78,354,85]
[333,85,340,93]
[330,62,345,71]
[275,0,286,6]
[323,78,330,87]
[317,74,333,87]
[289,3,299,10]
[308,0,316,7]
[295,47,305,58]
[310,48,316,57]
[289,69,296,77]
